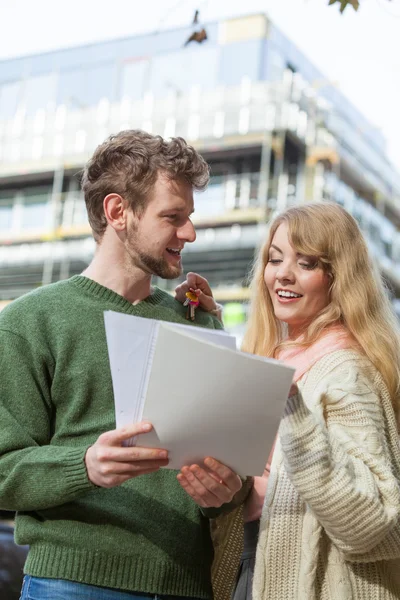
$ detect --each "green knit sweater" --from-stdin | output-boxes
[0,275,228,598]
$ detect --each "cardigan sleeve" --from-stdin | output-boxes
[279,359,400,559]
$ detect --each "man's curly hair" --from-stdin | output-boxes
[81,130,210,241]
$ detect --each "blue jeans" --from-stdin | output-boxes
[20,576,203,600]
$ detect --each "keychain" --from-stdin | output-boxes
[183,290,200,321]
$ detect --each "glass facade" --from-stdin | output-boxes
[0,22,221,116]
[0,14,391,160]
[0,13,398,302]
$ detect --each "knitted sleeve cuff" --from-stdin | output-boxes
[282,393,313,428]
[37,446,98,508]
[279,393,318,457]
[63,446,98,496]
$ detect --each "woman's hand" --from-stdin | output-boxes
[175,272,221,316]
[177,457,242,508]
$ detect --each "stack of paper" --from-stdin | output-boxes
[104,311,294,476]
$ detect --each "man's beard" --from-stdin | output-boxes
[125,236,182,279]
[135,248,182,280]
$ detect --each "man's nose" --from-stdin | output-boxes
[178,219,196,243]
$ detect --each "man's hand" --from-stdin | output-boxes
[177,457,242,508]
[175,272,218,314]
[85,422,169,488]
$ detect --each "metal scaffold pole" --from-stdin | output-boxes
[42,165,64,286]
[257,129,272,217]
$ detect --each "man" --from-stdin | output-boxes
[0,131,250,600]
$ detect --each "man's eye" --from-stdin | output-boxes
[165,215,177,220]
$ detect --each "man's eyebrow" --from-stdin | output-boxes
[159,207,195,215]
[159,207,185,213]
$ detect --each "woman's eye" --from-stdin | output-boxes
[299,262,317,270]
[268,259,282,265]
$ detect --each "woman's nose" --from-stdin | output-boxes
[276,263,295,283]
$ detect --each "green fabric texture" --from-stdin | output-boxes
[0,275,224,598]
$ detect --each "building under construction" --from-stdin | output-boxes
[0,13,399,329]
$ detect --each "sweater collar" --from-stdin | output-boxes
[69,275,168,311]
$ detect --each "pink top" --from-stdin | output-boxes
[277,325,353,382]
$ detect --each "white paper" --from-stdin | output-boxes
[104,311,294,476]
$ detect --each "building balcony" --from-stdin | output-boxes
[0,78,397,207]
[0,169,398,295]
[0,172,271,245]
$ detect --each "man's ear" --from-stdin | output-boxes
[103,194,128,232]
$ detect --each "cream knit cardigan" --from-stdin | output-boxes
[253,349,400,600]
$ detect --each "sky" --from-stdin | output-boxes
[1,0,400,168]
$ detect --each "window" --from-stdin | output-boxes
[194,177,226,218]
[85,63,115,105]
[57,64,115,109]
[266,47,285,82]
[149,46,218,97]
[29,53,57,76]
[219,40,262,86]
[57,68,86,108]
[61,192,88,228]
[0,57,25,84]
[54,46,87,71]
[71,196,88,226]
[119,59,149,101]
[0,195,14,232]
[0,81,21,119]
[20,187,51,230]
[25,73,57,115]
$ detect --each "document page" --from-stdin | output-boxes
[104,312,295,476]
[139,324,294,476]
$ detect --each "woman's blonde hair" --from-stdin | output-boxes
[242,202,400,410]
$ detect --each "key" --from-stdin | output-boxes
[183,290,199,321]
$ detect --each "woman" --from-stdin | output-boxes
[175,203,400,600]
